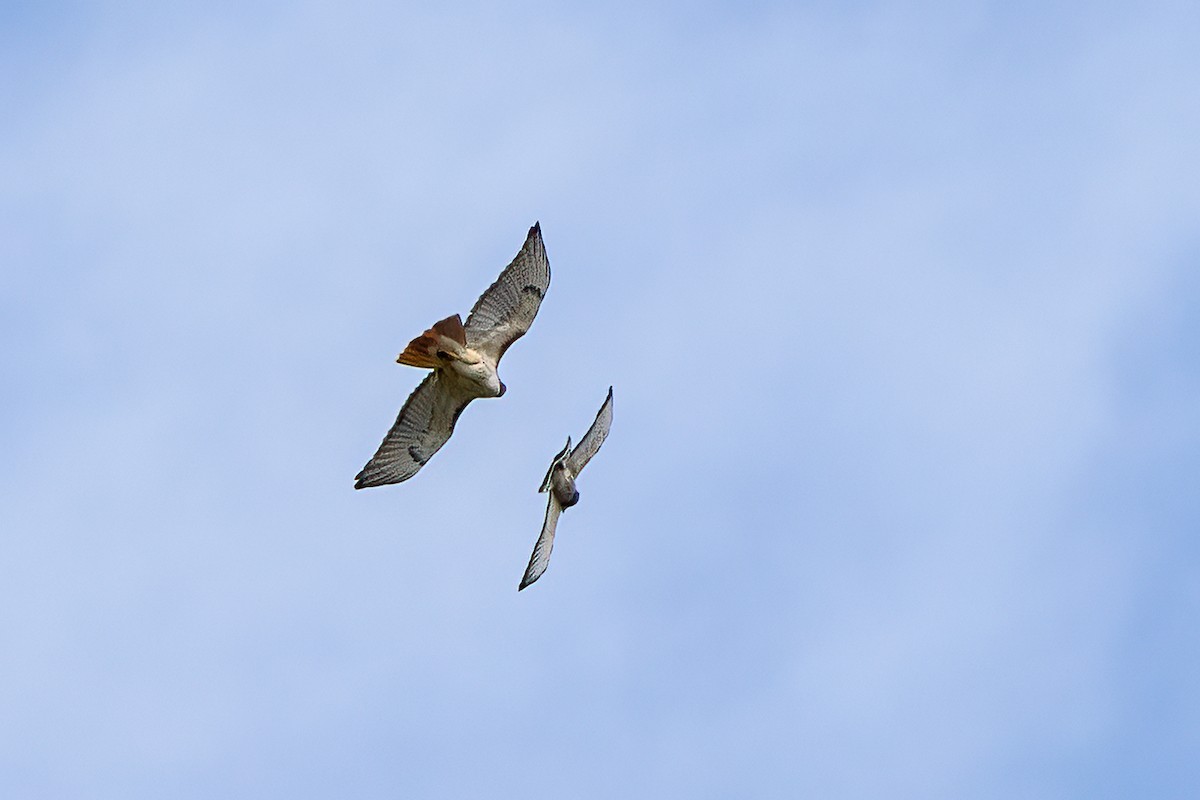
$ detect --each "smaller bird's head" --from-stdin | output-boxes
[563,488,580,509]
[497,380,506,397]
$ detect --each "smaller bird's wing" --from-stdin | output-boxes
[566,386,613,475]
[539,437,572,493]
[519,495,563,591]
[354,371,473,488]
[464,222,551,363]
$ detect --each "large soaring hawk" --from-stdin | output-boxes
[519,387,614,590]
[355,223,551,489]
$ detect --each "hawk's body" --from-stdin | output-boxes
[519,387,614,590]
[355,223,550,489]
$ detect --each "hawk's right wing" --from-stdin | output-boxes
[464,222,551,363]
[354,371,474,488]
[518,495,563,591]
[566,387,613,475]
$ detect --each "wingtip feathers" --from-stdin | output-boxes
[353,468,391,490]
[519,569,544,591]
[526,221,544,251]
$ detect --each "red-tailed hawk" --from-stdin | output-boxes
[519,387,614,590]
[355,223,551,489]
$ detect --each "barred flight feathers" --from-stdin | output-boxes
[354,372,474,489]
[464,222,551,362]
[566,386,613,475]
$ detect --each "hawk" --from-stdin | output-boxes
[355,223,551,489]
[519,387,614,590]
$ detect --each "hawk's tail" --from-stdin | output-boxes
[396,314,467,368]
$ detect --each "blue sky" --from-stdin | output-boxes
[2,1,1198,797]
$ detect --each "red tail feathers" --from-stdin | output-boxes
[396,314,468,368]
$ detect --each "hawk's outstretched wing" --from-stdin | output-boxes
[566,387,613,475]
[354,372,474,488]
[539,437,571,493]
[519,495,563,590]
[464,222,551,363]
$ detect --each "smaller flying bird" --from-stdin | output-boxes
[355,223,550,489]
[519,387,614,591]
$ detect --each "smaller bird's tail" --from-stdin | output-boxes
[396,314,468,368]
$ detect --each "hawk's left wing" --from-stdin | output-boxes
[464,222,551,363]
[566,387,613,475]
[354,371,474,488]
[518,495,563,591]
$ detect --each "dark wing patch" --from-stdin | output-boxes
[354,371,474,488]
[407,445,429,466]
[464,222,551,363]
